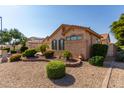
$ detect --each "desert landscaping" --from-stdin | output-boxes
[0,61,109,88]
[1,7,124,88]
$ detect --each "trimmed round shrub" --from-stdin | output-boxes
[46,60,66,79]
[44,50,54,58]
[88,56,104,66]
[117,46,124,51]
[10,50,17,54]
[23,49,37,58]
[91,44,108,57]
[40,44,49,54]
[63,50,72,60]
[10,54,22,62]
[20,46,28,53]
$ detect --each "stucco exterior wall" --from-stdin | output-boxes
[49,29,64,50]
[84,32,101,59]
[47,26,102,60]
[101,34,110,45]
[65,39,87,59]
[107,43,116,57]
[26,39,43,49]
[101,39,110,45]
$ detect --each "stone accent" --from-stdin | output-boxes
[66,59,83,67]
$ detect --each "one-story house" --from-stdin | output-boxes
[42,24,111,60]
[26,37,44,49]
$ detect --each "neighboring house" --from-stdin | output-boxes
[43,24,105,60]
[0,45,7,49]
[26,37,44,49]
[42,36,50,45]
[100,33,116,56]
[101,33,110,44]
[107,43,116,57]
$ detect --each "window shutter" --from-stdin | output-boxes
[63,39,65,50]
[55,40,57,50]
[51,40,54,50]
[59,40,61,50]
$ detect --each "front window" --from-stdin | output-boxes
[77,36,82,40]
[71,36,77,40]
[59,39,64,50]
[66,35,82,41]
[52,40,57,50]
[96,39,100,44]
[66,37,71,40]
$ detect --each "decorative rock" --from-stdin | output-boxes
[1,56,8,63]
[66,59,82,67]
[35,52,43,56]
[0,50,8,63]
[21,57,50,62]
[78,54,84,61]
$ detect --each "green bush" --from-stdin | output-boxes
[119,46,124,50]
[2,47,10,52]
[10,50,17,54]
[10,54,22,62]
[115,51,124,62]
[44,50,54,58]
[116,46,124,52]
[91,44,108,57]
[20,46,28,53]
[40,44,49,54]
[23,49,37,58]
[63,50,72,60]
[35,46,41,52]
[46,60,66,79]
[89,56,104,66]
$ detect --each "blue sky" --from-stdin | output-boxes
[0,6,124,43]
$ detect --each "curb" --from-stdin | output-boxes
[101,61,114,88]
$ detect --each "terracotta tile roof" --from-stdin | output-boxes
[100,33,109,39]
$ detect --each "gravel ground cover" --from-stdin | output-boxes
[0,61,108,88]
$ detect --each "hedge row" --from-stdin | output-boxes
[89,44,108,66]
[91,44,108,57]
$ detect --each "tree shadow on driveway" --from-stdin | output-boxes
[51,74,75,86]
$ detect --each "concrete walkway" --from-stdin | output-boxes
[108,62,124,88]
[102,61,114,88]
[102,58,124,88]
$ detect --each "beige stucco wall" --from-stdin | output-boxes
[47,26,101,60]
[49,27,88,59]
[26,42,42,49]
[49,29,64,50]
[26,40,43,49]
[101,35,110,45]
[84,31,101,58]
[65,40,87,59]
[107,44,116,57]
[64,28,87,59]
[101,39,110,45]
